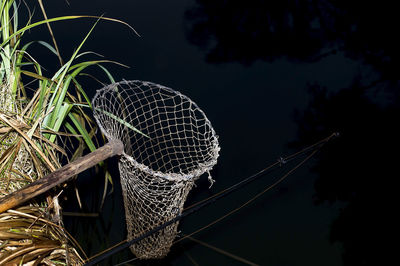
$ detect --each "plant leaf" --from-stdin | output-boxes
[95,108,150,139]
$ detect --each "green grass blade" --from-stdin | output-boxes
[37,40,58,55]
[95,108,150,139]
[50,59,71,81]
[72,78,92,108]
[68,60,128,72]
[68,112,96,152]
[46,18,101,122]
[97,64,116,84]
[72,103,90,108]
[48,102,72,143]
[2,15,88,47]
[64,121,79,136]
[36,79,49,120]
[75,51,104,59]
[71,103,150,139]
[47,61,100,129]
[2,14,139,48]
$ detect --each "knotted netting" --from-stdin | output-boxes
[92,80,220,259]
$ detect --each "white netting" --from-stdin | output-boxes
[92,80,220,259]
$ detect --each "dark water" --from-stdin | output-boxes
[22,0,398,265]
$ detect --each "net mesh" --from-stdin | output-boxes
[92,80,220,259]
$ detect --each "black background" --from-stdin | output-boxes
[21,0,398,265]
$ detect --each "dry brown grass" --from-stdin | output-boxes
[0,206,85,265]
[0,85,83,265]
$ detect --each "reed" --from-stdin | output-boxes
[0,0,130,263]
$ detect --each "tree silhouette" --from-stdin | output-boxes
[292,82,398,265]
[185,1,400,264]
[185,0,338,64]
[185,0,400,79]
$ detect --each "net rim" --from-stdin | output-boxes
[92,80,220,182]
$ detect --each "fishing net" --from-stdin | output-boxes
[92,80,220,259]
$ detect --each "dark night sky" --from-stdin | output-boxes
[21,0,398,265]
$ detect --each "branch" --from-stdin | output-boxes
[0,139,124,213]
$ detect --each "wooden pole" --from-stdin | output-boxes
[0,139,124,213]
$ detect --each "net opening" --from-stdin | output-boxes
[92,80,220,258]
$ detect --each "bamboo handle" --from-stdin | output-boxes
[0,139,124,213]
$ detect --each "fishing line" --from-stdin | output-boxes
[183,132,338,211]
[84,132,338,265]
[174,148,319,245]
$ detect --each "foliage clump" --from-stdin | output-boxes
[0,0,124,264]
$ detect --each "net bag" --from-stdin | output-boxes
[92,80,220,259]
